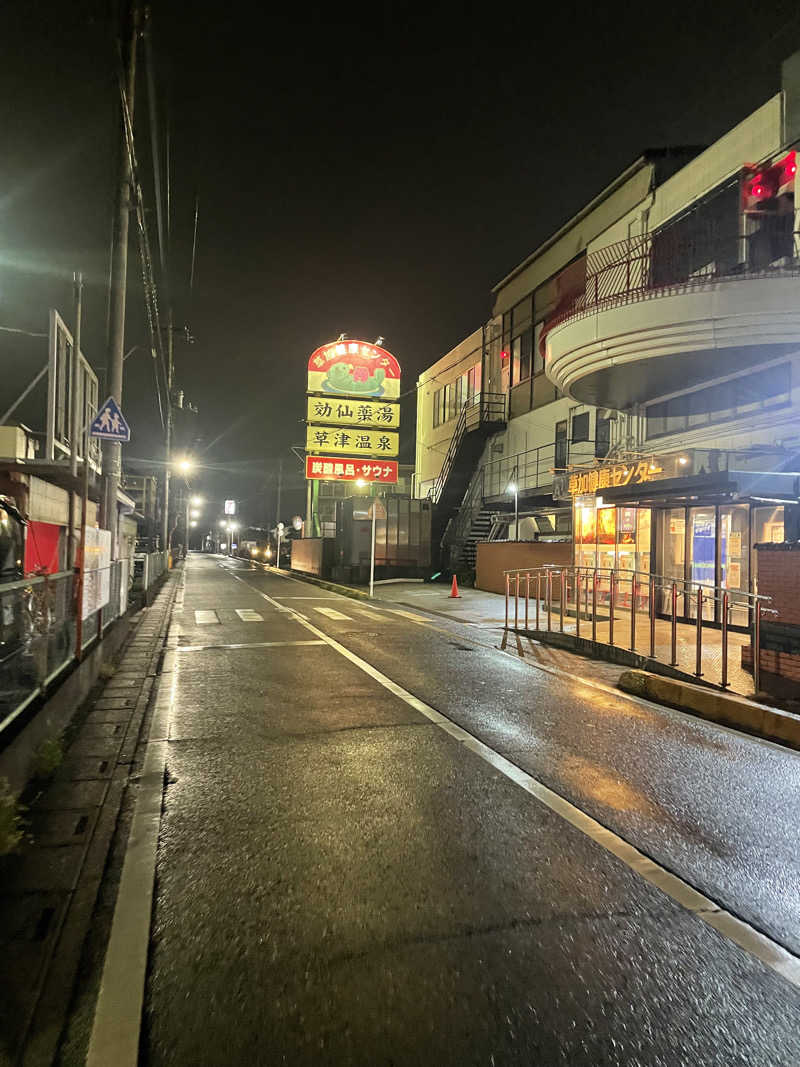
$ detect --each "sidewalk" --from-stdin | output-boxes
[0,569,179,1066]
[349,580,754,694]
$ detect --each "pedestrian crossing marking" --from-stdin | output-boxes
[387,609,429,625]
[235,608,263,621]
[194,610,220,625]
[313,606,352,621]
[355,608,386,620]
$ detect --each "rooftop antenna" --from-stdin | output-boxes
[336,332,347,342]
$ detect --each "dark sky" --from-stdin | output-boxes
[4,1,800,523]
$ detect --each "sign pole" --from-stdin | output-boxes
[369,501,377,599]
[75,436,90,658]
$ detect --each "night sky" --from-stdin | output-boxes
[3,1,800,523]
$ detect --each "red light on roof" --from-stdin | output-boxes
[500,350,508,361]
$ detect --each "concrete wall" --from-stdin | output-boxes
[475,540,573,595]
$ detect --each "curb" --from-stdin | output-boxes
[253,563,371,601]
[619,669,800,751]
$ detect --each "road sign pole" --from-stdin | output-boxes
[369,502,377,599]
[75,440,90,659]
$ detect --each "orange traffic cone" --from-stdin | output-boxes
[449,574,461,598]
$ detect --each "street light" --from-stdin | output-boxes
[190,495,204,506]
[190,508,200,518]
[175,456,194,474]
[190,520,197,527]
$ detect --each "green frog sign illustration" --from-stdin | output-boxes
[307,340,401,399]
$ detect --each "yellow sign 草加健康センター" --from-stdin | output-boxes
[306,426,399,457]
[307,396,399,430]
[307,341,401,399]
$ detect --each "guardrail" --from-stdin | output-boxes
[0,551,167,741]
[502,564,775,692]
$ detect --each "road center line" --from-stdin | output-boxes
[238,572,800,991]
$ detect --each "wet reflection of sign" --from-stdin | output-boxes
[306,426,399,457]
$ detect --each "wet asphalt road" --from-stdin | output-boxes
[142,555,800,1065]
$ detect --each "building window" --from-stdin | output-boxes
[595,416,611,458]
[555,420,568,469]
[572,411,590,443]
[646,363,791,439]
[432,389,440,428]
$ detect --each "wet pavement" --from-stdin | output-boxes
[131,555,800,1065]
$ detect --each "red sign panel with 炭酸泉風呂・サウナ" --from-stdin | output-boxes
[305,457,398,483]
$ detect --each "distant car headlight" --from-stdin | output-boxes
[250,548,260,557]
[265,548,273,559]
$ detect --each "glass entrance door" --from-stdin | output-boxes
[720,504,750,627]
[687,506,716,620]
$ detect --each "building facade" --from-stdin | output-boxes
[416,50,800,632]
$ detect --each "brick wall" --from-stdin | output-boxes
[755,542,800,691]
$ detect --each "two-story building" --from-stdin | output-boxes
[417,48,800,632]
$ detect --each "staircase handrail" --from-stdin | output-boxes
[428,391,506,504]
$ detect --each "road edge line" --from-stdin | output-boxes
[85,570,185,1066]
[247,579,800,992]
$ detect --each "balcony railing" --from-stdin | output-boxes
[541,227,800,355]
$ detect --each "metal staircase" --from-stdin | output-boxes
[429,392,506,566]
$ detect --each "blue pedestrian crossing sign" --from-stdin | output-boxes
[90,396,131,442]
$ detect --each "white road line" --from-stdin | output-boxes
[385,608,430,625]
[271,596,345,600]
[87,570,185,1066]
[245,578,800,991]
[194,609,219,625]
[312,606,352,621]
[235,608,263,621]
[177,639,325,652]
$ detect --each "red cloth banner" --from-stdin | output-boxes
[24,520,62,575]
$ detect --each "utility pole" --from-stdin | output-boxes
[276,457,283,530]
[102,1,139,557]
[69,272,83,480]
[162,316,173,550]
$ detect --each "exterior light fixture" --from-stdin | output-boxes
[191,495,204,506]
[176,456,194,473]
[507,471,519,541]
[678,455,689,465]
[356,478,366,487]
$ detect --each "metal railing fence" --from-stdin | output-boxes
[502,564,775,693]
[0,550,166,740]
